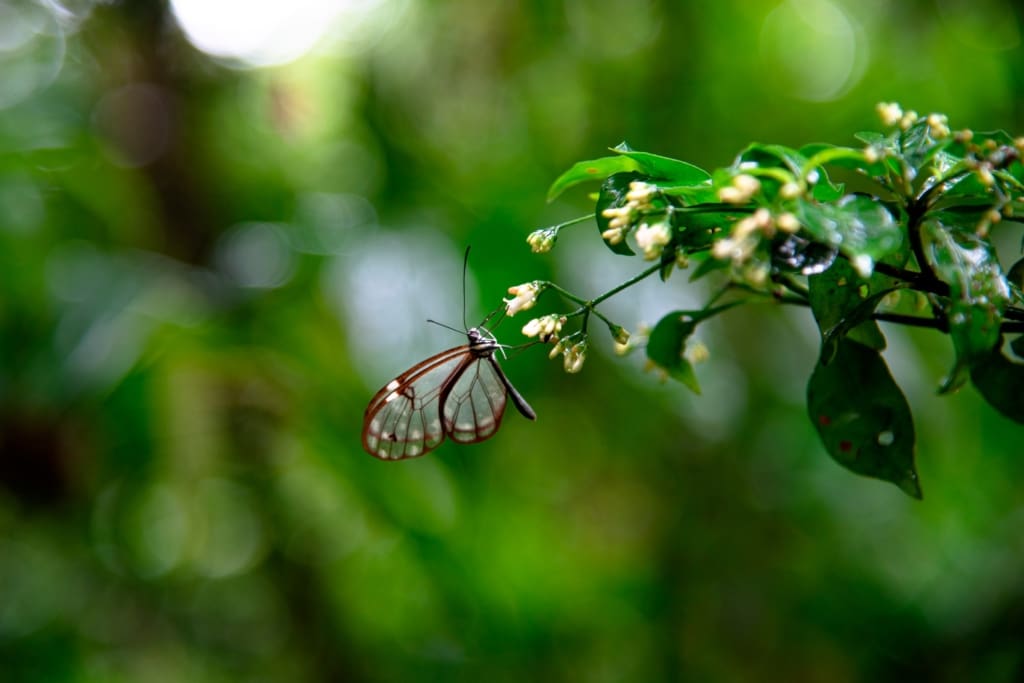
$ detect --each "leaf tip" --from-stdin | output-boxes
[897,469,923,499]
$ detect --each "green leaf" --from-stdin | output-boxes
[923,220,1011,393]
[854,131,887,146]
[800,142,888,181]
[808,258,903,363]
[594,171,643,256]
[646,304,739,393]
[547,155,640,202]
[673,208,731,251]
[647,310,701,393]
[807,339,921,499]
[738,143,807,176]
[611,144,711,186]
[811,180,845,202]
[970,338,1024,424]
[795,194,903,271]
[1008,256,1024,302]
[688,252,729,281]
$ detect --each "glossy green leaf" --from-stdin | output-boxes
[923,220,1010,393]
[547,155,640,201]
[594,171,643,255]
[795,194,903,270]
[807,339,921,499]
[808,258,903,362]
[970,338,1024,424]
[612,144,711,186]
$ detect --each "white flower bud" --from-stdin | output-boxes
[634,221,672,260]
[504,282,540,316]
[876,101,903,127]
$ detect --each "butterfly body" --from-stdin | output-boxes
[362,327,535,460]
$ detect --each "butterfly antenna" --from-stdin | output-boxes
[426,319,465,336]
[481,304,506,331]
[462,245,471,331]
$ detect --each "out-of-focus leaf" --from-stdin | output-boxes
[796,194,903,271]
[646,303,738,393]
[611,143,711,187]
[547,155,640,201]
[970,338,1024,423]
[809,258,904,362]
[688,252,730,281]
[1006,256,1024,296]
[647,310,701,393]
[799,143,888,178]
[854,131,888,147]
[923,220,1010,393]
[807,339,921,499]
[811,180,845,202]
[594,171,643,255]
[673,208,730,250]
[1011,334,1024,358]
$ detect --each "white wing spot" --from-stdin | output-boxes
[386,379,400,392]
[366,435,379,449]
[457,421,473,431]
[410,429,422,439]
[371,419,381,431]
[377,447,389,458]
[385,392,400,403]
[408,445,421,456]
[429,419,442,433]
[477,416,494,428]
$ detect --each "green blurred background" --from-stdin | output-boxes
[2,1,1024,681]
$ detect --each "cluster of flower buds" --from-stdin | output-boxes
[634,221,672,260]
[521,314,566,342]
[708,207,803,287]
[549,338,587,373]
[526,227,557,253]
[711,208,797,263]
[876,101,920,131]
[600,180,661,246]
[876,102,951,139]
[503,282,541,316]
[717,174,761,204]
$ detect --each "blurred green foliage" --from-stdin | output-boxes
[1,1,1024,681]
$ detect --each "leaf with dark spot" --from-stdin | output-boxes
[807,339,921,499]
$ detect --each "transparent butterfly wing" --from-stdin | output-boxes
[443,356,510,443]
[362,346,472,460]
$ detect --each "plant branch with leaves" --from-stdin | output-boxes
[508,103,1024,499]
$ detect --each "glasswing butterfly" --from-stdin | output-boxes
[361,249,535,460]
